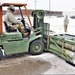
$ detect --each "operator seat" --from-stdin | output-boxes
[4,21,17,32]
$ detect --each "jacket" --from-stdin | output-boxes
[64,17,69,25]
[4,10,20,26]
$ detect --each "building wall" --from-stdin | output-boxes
[3,9,63,16]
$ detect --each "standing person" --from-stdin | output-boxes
[4,5,29,38]
[64,15,69,32]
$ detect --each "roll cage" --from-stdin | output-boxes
[2,3,33,27]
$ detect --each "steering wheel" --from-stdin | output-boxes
[17,18,31,35]
[17,18,30,28]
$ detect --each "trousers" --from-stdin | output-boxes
[12,23,29,37]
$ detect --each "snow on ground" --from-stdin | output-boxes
[44,16,75,35]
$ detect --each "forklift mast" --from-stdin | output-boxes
[32,10,50,40]
[32,10,44,29]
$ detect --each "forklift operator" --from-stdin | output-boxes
[4,5,29,38]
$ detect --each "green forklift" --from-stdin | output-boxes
[0,3,75,66]
[0,3,45,57]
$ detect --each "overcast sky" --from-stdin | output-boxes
[0,0,75,11]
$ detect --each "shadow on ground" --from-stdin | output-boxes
[0,55,52,75]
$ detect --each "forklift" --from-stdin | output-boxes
[0,3,75,66]
[0,3,45,56]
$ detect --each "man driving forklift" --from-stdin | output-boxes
[4,5,29,38]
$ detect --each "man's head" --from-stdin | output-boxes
[8,5,15,12]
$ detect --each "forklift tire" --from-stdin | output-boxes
[0,50,3,59]
[29,39,44,55]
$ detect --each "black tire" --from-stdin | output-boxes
[0,50,3,59]
[29,39,44,55]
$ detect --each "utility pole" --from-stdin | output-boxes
[34,0,37,9]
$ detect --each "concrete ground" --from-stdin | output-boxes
[0,52,75,75]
